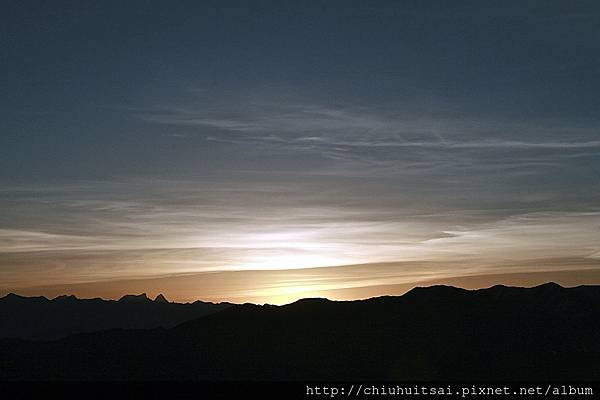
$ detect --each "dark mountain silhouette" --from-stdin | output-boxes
[1,283,600,380]
[154,293,169,303]
[0,292,231,340]
[117,293,152,303]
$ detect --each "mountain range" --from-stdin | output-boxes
[1,283,600,380]
[0,292,231,340]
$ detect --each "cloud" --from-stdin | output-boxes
[136,96,600,180]
[0,229,102,253]
[2,177,599,291]
[2,92,599,295]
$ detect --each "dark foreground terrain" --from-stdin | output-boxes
[1,283,600,380]
[0,292,231,340]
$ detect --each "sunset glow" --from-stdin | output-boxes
[2,2,600,304]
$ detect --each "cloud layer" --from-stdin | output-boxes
[2,178,599,296]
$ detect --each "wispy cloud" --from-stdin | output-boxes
[2,178,599,291]
[137,96,600,179]
[3,93,600,295]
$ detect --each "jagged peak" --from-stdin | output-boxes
[154,293,169,303]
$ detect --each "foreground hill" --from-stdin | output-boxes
[1,283,600,380]
[0,292,231,340]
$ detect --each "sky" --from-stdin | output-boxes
[1,1,600,304]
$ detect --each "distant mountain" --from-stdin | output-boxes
[154,293,169,303]
[0,292,232,340]
[1,283,600,380]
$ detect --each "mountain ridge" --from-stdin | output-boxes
[2,282,600,380]
[0,292,232,340]
[2,280,587,305]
